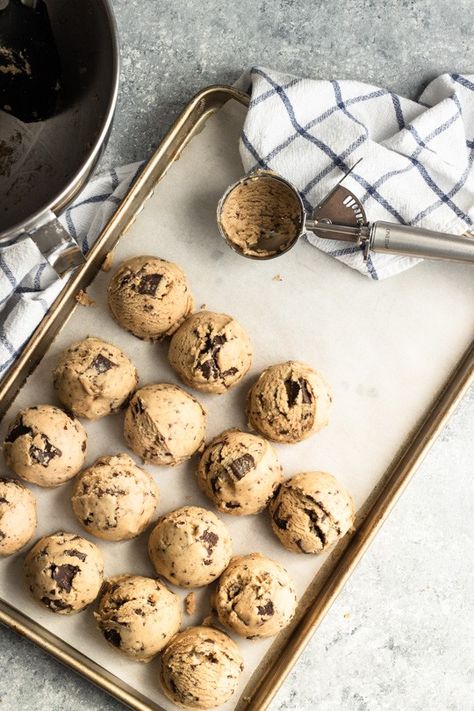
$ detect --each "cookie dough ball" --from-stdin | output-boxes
[24,531,104,614]
[269,472,354,554]
[71,454,159,541]
[95,574,181,662]
[197,429,282,515]
[247,360,332,443]
[53,337,138,420]
[160,626,243,709]
[3,405,87,487]
[148,506,232,587]
[124,384,206,466]
[212,553,297,638]
[168,311,252,394]
[107,256,193,340]
[0,478,37,556]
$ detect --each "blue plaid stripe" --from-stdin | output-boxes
[250,69,407,226]
[451,73,474,92]
[0,253,17,290]
[241,68,474,281]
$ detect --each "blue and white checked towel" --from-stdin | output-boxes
[1,69,474,376]
[239,68,474,279]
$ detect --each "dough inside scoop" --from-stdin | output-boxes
[219,175,302,257]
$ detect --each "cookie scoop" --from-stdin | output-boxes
[160,626,243,709]
[148,506,232,588]
[95,574,181,662]
[212,552,297,638]
[107,256,193,340]
[24,531,104,614]
[269,471,354,553]
[71,454,159,541]
[124,384,206,466]
[53,337,138,420]
[197,429,282,515]
[168,311,252,394]
[0,478,37,556]
[247,360,332,443]
[3,405,87,487]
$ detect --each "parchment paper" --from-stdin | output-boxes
[0,99,473,711]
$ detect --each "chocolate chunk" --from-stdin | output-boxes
[229,454,255,480]
[137,273,163,296]
[300,379,313,403]
[41,596,71,612]
[200,529,219,550]
[227,584,241,600]
[64,549,87,562]
[224,501,241,509]
[199,358,219,380]
[134,608,145,616]
[257,600,274,617]
[285,377,313,407]
[211,334,226,347]
[5,419,33,443]
[0,531,5,541]
[103,627,121,647]
[0,497,8,504]
[304,508,327,546]
[223,367,238,377]
[51,563,79,592]
[273,504,288,530]
[285,378,301,407]
[91,353,116,374]
[133,397,144,415]
[29,435,61,467]
[197,332,228,380]
[201,528,219,565]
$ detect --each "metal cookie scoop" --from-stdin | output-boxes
[217,170,474,265]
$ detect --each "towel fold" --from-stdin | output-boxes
[239,68,474,279]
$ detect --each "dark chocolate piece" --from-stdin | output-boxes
[229,453,255,480]
[29,435,61,467]
[285,377,313,407]
[257,600,274,617]
[137,273,163,296]
[51,563,80,592]
[5,419,33,443]
[91,353,116,374]
[64,549,87,562]
[41,596,71,612]
[103,627,121,647]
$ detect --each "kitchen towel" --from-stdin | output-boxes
[0,163,142,377]
[238,68,474,279]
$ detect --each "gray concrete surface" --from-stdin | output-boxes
[1,0,473,709]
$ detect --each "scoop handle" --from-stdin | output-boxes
[369,221,474,264]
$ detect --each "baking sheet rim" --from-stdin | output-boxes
[0,85,472,711]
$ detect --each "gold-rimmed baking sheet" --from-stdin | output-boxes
[0,86,473,711]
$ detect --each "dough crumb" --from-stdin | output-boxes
[101,251,114,272]
[200,303,207,309]
[201,614,215,627]
[272,274,283,281]
[343,611,351,619]
[75,290,96,307]
[184,592,196,616]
